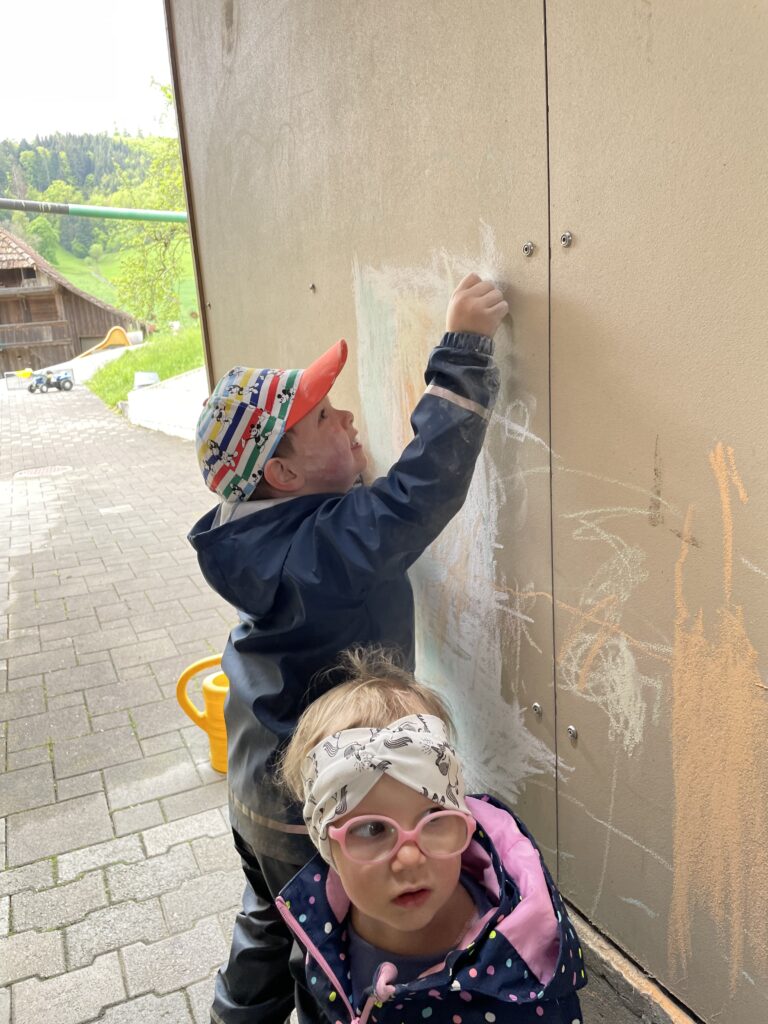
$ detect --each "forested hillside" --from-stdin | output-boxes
[0,133,156,259]
[0,121,194,326]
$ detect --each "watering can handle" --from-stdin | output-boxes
[176,654,222,728]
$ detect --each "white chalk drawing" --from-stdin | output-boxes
[558,785,672,872]
[556,503,665,754]
[353,236,554,799]
[619,897,659,919]
[741,555,768,582]
[352,247,768,1007]
[589,750,621,917]
[414,453,552,798]
[558,465,682,518]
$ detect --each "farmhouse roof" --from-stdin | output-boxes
[0,226,135,322]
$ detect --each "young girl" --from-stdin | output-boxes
[277,650,586,1024]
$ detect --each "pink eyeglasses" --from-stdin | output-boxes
[328,810,475,864]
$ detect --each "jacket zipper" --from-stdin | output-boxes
[276,901,418,1024]
[275,896,358,1022]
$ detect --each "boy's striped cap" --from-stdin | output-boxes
[196,339,348,502]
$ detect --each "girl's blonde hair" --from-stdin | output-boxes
[280,647,455,801]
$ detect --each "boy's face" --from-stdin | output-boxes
[284,395,367,493]
[330,774,466,955]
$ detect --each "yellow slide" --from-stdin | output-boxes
[76,325,138,360]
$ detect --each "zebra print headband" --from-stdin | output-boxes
[300,714,469,865]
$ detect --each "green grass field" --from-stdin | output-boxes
[86,325,205,407]
[48,243,198,323]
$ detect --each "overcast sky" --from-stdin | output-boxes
[3,0,175,141]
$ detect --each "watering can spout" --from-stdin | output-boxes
[176,655,229,773]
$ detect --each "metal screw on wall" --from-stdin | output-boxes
[560,231,573,248]
[532,702,542,717]
[567,725,578,742]
[522,241,535,257]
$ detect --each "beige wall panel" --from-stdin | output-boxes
[167,1,559,849]
[548,1,768,1019]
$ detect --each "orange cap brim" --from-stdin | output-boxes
[285,339,348,430]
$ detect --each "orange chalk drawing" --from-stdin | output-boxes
[668,443,768,988]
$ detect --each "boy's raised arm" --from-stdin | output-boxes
[286,274,508,591]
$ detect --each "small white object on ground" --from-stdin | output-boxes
[134,371,161,389]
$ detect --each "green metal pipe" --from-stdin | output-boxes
[0,196,187,223]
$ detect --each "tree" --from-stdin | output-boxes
[40,181,81,254]
[10,211,30,238]
[35,146,52,190]
[112,90,191,326]
[28,216,58,261]
[0,144,11,194]
[18,148,51,191]
[41,179,81,205]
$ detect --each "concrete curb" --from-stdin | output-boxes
[125,367,208,441]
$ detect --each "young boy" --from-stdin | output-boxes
[189,273,508,1024]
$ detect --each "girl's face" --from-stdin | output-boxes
[329,774,471,956]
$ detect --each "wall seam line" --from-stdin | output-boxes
[541,0,560,882]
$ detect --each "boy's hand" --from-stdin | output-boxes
[445,273,509,337]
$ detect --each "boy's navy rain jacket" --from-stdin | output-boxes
[275,794,586,1024]
[188,332,500,862]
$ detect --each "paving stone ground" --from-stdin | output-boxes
[0,382,242,1024]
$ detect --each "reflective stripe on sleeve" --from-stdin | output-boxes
[424,383,491,421]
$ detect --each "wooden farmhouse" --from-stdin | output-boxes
[0,226,138,373]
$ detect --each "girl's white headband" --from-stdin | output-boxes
[300,713,469,865]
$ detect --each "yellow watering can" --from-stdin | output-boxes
[176,655,229,773]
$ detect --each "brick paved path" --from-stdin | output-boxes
[0,382,242,1024]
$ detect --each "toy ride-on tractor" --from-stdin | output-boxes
[28,370,74,394]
